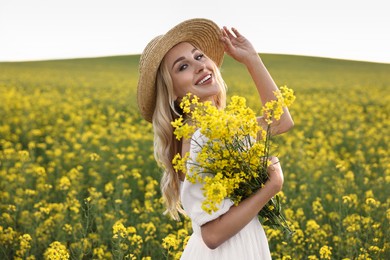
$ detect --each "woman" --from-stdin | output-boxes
[137,18,293,259]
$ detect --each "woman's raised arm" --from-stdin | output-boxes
[221,27,294,136]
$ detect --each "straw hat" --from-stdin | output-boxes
[137,18,225,123]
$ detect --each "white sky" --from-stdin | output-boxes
[0,0,389,63]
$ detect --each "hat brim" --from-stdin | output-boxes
[137,18,225,123]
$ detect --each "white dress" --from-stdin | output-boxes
[180,130,272,260]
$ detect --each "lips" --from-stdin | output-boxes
[195,74,212,85]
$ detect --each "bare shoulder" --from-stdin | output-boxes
[181,138,190,157]
[179,139,191,181]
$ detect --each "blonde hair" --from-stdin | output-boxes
[153,53,227,220]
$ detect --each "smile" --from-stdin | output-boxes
[196,74,212,85]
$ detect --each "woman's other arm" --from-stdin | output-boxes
[200,157,283,249]
[221,27,294,136]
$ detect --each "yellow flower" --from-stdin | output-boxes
[18,150,30,162]
[112,221,127,239]
[15,234,32,258]
[43,241,69,260]
[280,85,296,106]
[62,224,72,235]
[92,245,108,259]
[171,116,184,130]
[162,234,179,250]
[172,153,189,174]
[104,182,114,194]
[319,245,332,259]
[126,254,137,260]
[173,122,196,140]
[58,176,71,191]
[174,252,183,259]
[89,153,101,161]
[202,181,228,213]
[127,226,137,234]
[365,197,380,207]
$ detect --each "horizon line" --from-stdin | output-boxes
[1,52,389,65]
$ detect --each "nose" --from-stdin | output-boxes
[195,61,206,73]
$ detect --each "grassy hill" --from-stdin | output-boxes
[1,53,388,110]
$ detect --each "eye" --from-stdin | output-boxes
[195,54,204,60]
[179,64,188,71]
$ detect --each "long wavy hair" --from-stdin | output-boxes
[153,52,227,220]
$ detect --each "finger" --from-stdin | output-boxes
[220,28,230,42]
[220,28,231,45]
[220,28,228,38]
[232,28,244,38]
[231,27,242,38]
[221,37,234,53]
[220,29,227,43]
[223,26,236,40]
[270,156,280,165]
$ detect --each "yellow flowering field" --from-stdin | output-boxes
[0,55,389,259]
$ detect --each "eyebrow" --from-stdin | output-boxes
[171,48,198,69]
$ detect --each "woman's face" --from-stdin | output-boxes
[164,42,220,103]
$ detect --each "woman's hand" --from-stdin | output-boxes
[220,26,259,65]
[266,156,284,193]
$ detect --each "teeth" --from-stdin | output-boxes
[198,75,211,85]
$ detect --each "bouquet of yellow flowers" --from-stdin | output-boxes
[172,86,295,235]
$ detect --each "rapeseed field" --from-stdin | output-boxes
[0,54,389,259]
